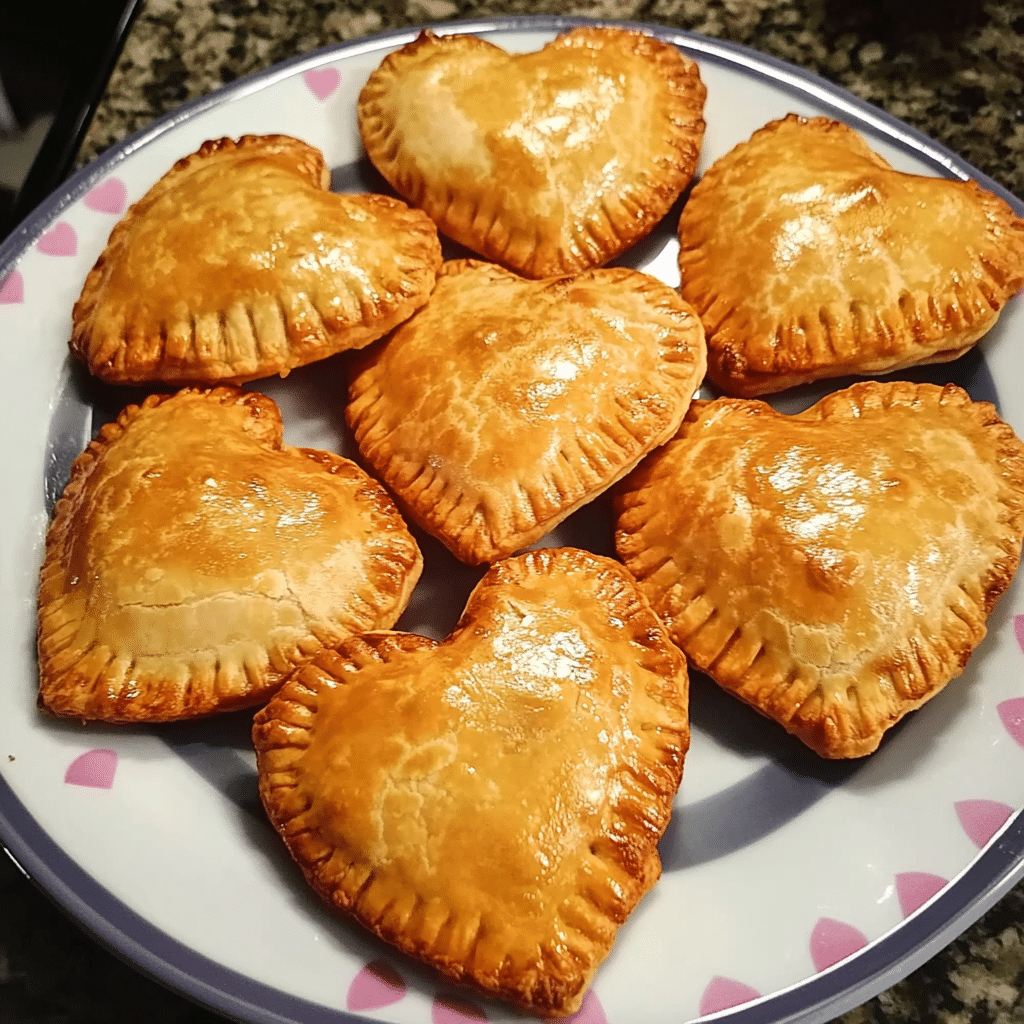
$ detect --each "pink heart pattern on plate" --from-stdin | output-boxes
[36,221,78,257]
[560,991,608,1024]
[998,698,1024,749]
[955,799,1014,849]
[1014,613,1024,654]
[64,748,118,788]
[699,976,761,1015]
[304,67,340,100]
[432,991,487,1023]
[84,177,127,214]
[809,917,867,972]
[895,871,949,918]
[0,270,23,304]
[346,959,406,1011]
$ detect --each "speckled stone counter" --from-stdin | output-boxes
[76,0,1024,201]
[3,2,1023,1023]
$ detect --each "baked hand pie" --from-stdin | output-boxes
[677,114,1024,397]
[37,388,422,722]
[70,134,442,385]
[358,27,705,278]
[346,259,707,564]
[615,381,1024,759]
[253,547,689,1017]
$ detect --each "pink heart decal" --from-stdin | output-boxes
[560,991,608,1024]
[432,991,487,1023]
[346,959,406,1011]
[304,67,340,100]
[699,976,761,1015]
[1014,614,1024,655]
[955,799,1014,849]
[36,221,78,257]
[0,270,23,304]
[84,178,127,214]
[64,748,118,789]
[998,698,1024,749]
[895,872,948,918]
[809,917,867,972]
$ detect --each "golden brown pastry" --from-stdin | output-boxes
[615,381,1024,758]
[37,388,422,722]
[71,134,442,385]
[253,547,689,1017]
[347,259,707,564]
[677,114,1024,397]
[358,27,705,278]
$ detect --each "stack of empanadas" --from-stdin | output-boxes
[36,21,1024,1020]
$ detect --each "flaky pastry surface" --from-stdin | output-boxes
[253,547,689,1016]
[615,381,1024,758]
[358,27,705,278]
[677,115,1024,397]
[347,259,707,564]
[37,388,422,722]
[71,134,441,384]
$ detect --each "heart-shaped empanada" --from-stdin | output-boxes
[677,115,1024,397]
[37,388,422,722]
[358,27,706,278]
[253,547,689,1016]
[615,381,1024,758]
[346,259,707,564]
[71,134,442,385]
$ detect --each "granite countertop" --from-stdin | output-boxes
[3,1,1024,1023]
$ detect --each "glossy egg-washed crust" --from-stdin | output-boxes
[37,388,422,722]
[70,134,442,385]
[615,381,1024,759]
[678,115,1024,397]
[253,548,689,1016]
[347,260,706,565]
[358,27,706,278]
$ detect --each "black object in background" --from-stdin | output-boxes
[0,0,142,240]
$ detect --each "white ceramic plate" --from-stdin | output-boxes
[2,16,1023,1024]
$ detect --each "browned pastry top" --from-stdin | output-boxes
[71,134,441,384]
[678,115,1024,396]
[615,381,1024,757]
[359,27,705,277]
[37,388,422,722]
[347,259,706,564]
[254,548,689,1016]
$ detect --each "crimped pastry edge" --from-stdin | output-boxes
[358,27,706,278]
[677,114,1024,397]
